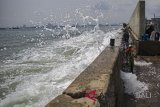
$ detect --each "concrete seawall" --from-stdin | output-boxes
[45,34,124,107]
[128,0,160,56]
[129,0,145,39]
[128,0,145,55]
[45,0,149,106]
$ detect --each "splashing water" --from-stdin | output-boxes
[0,10,122,107]
[0,26,121,107]
[121,71,149,98]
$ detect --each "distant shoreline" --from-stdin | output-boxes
[0,24,121,30]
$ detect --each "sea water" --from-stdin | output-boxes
[0,25,121,107]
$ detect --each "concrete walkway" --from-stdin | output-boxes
[124,56,160,107]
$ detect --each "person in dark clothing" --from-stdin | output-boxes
[122,23,129,46]
[145,25,154,38]
[123,32,129,43]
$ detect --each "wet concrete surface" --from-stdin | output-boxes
[123,56,160,107]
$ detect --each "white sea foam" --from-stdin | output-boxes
[0,28,120,107]
[134,60,152,66]
[120,71,149,98]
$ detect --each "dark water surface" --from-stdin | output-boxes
[0,25,120,107]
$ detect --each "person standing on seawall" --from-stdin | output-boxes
[145,25,154,38]
[125,45,134,73]
[122,23,129,47]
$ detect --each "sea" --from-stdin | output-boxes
[0,25,121,107]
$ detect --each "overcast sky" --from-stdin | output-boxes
[0,0,160,27]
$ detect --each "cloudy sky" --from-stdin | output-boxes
[0,0,160,27]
